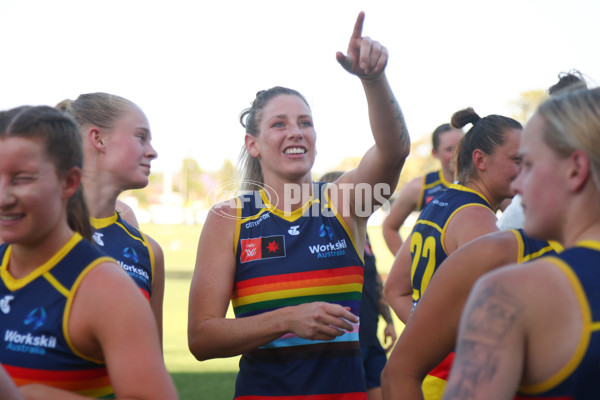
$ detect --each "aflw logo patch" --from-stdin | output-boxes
[240,235,286,263]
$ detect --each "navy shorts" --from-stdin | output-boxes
[360,343,387,389]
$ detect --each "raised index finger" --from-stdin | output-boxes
[350,11,365,40]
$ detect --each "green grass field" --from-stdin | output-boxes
[141,222,405,399]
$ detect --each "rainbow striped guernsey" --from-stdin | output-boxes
[232,182,367,399]
[0,234,114,398]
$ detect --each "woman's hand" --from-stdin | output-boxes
[286,302,358,341]
[336,12,388,80]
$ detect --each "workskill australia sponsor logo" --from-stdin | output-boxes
[4,329,58,355]
[119,261,150,281]
[4,307,57,355]
[308,238,348,259]
[240,235,286,263]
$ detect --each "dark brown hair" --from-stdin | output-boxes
[451,108,522,182]
[4,106,92,240]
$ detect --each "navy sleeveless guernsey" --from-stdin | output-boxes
[411,184,492,400]
[417,170,452,211]
[510,228,563,263]
[515,241,600,400]
[232,182,367,399]
[90,212,154,301]
[0,234,115,398]
[410,184,493,309]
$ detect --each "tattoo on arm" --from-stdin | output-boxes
[444,283,523,400]
[390,97,410,148]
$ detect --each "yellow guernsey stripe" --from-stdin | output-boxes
[43,273,69,297]
[0,234,81,291]
[414,219,443,234]
[233,197,242,254]
[90,213,118,229]
[511,229,526,264]
[63,256,116,365]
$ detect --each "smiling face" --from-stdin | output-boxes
[245,94,316,184]
[511,114,569,240]
[101,105,157,190]
[0,137,71,246]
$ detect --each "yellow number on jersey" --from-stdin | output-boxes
[410,232,437,303]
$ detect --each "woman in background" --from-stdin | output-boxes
[382,123,463,255]
[57,94,165,342]
[384,107,522,399]
[0,106,176,399]
[445,86,600,400]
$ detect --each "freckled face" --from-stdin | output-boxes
[102,106,157,190]
[248,94,316,183]
[0,137,68,245]
[511,114,568,240]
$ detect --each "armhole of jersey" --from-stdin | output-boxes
[518,256,593,394]
[233,197,242,255]
[62,256,116,365]
[509,229,525,264]
[324,184,364,264]
[441,203,492,256]
[139,231,156,285]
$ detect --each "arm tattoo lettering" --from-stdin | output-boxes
[390,97,410,148]
[444,283,523,400]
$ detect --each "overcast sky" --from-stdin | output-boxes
[1,0,598,175]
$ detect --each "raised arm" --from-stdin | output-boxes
[187,204,359,360]
[381,231,519,400]
[335,12,410,216]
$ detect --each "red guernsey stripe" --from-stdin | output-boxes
[236,393,367,400]
[139,287,150,302]
[5,364,108,380]
[428,352,455,381]
[235,266,364,290]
